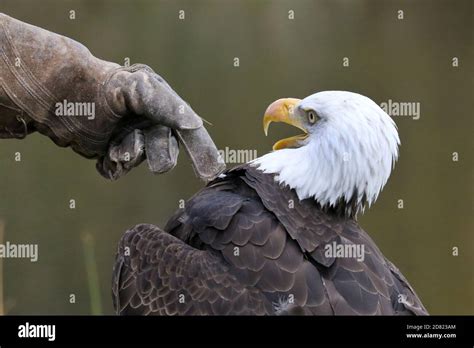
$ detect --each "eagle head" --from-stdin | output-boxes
[252,91,400,216]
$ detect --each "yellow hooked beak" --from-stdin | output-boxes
[263,98,307,150]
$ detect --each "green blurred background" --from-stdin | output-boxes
[0,0,472,314]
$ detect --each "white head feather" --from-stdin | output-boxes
[251,91,400,216]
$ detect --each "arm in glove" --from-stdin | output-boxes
[0,13,225,180]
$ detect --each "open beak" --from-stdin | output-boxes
[263,98,307,150]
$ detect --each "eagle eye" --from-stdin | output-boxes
[307,110,318,124]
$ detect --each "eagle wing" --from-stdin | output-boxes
[112,223,272,315]
[112,165,428,315]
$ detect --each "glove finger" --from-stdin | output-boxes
[174,127,225,181]
[106,68,203,131]
[144,125,179,174]
[96,129,145,180]
[111,129,146,170]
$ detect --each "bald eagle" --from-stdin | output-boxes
[112,91,428,315]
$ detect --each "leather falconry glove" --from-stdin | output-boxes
[0,13,225,180]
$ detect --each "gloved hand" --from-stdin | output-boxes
[0,13,225,180]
